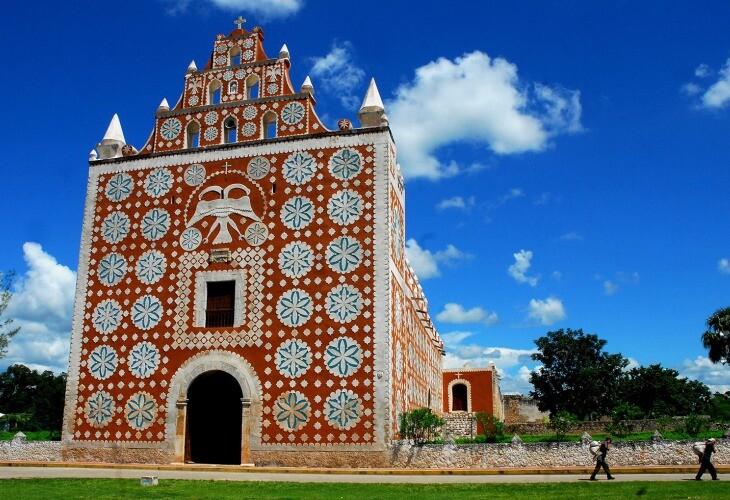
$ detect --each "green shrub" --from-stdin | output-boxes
[549,411,578,440]
[605,402,643,437]
[474,412,505,443]
[684,413,710,436]
[398,408,445,445]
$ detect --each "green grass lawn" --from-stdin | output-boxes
[0,479,728,500]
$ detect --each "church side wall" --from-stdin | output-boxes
[387,148,443,438]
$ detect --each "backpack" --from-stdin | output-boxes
[693,441,705,458]
[589,440,601,457]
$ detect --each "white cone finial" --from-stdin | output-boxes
[301,76,314,96]
[187,60,198,74]
[103,114,126,143]
[96,114,126,159]
[158,98,170,112]
[359,78,385,113]
[89,149,98,161]
[358,78,388,127]
[279,44,290,59]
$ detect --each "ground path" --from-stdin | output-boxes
[0,462,726,483]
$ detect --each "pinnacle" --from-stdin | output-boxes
[102,114,126,143]
[359,78,385,113]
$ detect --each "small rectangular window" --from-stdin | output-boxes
[206,281,235,327]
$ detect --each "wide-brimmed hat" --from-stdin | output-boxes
[709,438,716,443]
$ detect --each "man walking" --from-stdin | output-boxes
[695,438,719,481]
[590,437,615,481]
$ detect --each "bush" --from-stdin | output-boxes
[474,412,505,443]
[605,402,643,437]
[684,413,710,436]
[549,411,578,440]
[399,408,445,445]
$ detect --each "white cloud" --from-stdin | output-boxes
[718,259,730,274]
[599,271,639,295]
[388,51,582,179]
[3,243,76,373]
[527,297,566,325]
[603,280,619,296]
[559,231,583,241]
[508,249,539,286]
[435,303,499,325]
[405,239,470,280]
[685,58,730,110]
[161,0,302,18]
[310,42,366,109]
[695,64,710,78]
[680,356,730,393]
[436,196,475,211]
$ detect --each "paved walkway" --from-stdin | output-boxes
[0,464,723,483]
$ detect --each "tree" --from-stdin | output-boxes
[702,307,730,365]
[0,271,20,358]
[0,364,67,435]
[708,392,730,423]
[618,364,711,418]
[529,328,628,420]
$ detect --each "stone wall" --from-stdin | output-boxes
[444,413,476,439]
[2,433,729,468]
[505,417,729,436]
[503,395,549,424]
[389,437,730,469]
[0,434,61,462]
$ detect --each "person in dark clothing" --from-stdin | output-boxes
[590,437,615,481]
[695,438,719,481]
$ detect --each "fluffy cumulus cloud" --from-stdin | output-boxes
[161,0,302,18]
[3,243,76,373]
[508,249,539,286]
[435,303,499,326]
[387,51,582,179]
[440,332,538,394]
[527,297,566,326]
[680,356,730,393]
[718,259,730,274]
[405,239,470,280]
[310,42,366,109]
[436,196,475,211]
[685,59,730,110]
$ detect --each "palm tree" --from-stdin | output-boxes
[702,307,730,364]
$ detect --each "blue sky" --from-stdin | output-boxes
[1,0,729,394]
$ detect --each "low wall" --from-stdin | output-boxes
[2,435,728,468]
[0,439,61,461]
[389,437,729,469]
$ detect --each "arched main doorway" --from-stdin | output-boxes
[186,370,243,464]
[452,383,468,411]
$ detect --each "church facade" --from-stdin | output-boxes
[62,21,444,466]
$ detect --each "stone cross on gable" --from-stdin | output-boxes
[223,162,231,174]
[455,372,462,379]
[234,16,246,30]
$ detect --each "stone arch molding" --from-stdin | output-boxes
[165,350,263,458]
[447,379,472,412]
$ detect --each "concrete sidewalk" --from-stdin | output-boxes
[0,462,726,483]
